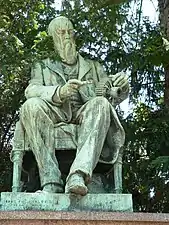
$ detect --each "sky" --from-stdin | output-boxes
[54,0,159,20]
[142,0,158,23]
[55,0,62,9]
[54,0,159,115]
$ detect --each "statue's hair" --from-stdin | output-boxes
[48,16,73,37]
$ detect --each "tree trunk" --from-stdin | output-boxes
[158,0,169,106]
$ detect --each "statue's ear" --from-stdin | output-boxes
[74,31,78,39]
[69,19,75,28]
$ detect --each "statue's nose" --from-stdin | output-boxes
[65,30,70,39]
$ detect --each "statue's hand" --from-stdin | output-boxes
[109,72,129,92]
[59,79,90,101]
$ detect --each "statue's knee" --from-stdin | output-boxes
[93,96,109,108]
[21,98,44,116]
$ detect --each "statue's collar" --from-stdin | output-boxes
[46,54,92,81]
[45,58,63,76]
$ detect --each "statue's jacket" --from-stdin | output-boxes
[22,54,129,164]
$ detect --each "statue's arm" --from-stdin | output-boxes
[115,84,129,104]
[110,72,130,105]
[94,62,130,105]
[25,62,62,105]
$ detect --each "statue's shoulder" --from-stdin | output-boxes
[79,55,98,68]
[82,55,101,67]
[33,57,60,68]
[39,58,53,67]
[31,58,48,69]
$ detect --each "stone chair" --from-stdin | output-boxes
[11,121,123,194]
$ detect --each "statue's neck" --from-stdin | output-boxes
[61,54,78,66]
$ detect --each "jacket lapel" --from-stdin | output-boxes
[45,58,66,83]
[78,54,92,80]
[45,55,92,82]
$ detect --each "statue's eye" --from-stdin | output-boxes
[56,29,74,36]
[68,29,74,35]
[60,30,66,34]
[57,30,66,35]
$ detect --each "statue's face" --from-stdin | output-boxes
[53,18,77,65]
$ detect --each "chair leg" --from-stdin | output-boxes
[11,120,26,192]
[113,160,122,193]
[11,150,24,192]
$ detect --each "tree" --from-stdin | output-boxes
[157,0,169,106]
[0,0,57,191]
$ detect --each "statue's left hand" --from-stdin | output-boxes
[109,72,129,92]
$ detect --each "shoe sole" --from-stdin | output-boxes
[67,185,88,196]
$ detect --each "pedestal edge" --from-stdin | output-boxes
[0,211,168,222]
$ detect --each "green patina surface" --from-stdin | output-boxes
[1,193,133,212]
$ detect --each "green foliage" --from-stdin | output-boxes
[123,103,169,212]
[0,0,58,189]
[0,0,58,146]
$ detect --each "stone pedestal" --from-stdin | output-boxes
[1,192,132,212]
[0,211,169,225]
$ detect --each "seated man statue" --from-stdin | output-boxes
[16,16,129,196]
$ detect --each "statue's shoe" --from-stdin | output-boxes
[65,173,88,196]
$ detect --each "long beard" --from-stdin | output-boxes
[54,37,77,65]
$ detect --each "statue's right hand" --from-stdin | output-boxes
[59,79,84,100]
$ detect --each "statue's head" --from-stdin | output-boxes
[48,16,77,65]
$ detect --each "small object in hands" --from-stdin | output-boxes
[95,77,112,97]
[95,77,121,99]
[68,79,93,86]
[59,79,93,101]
